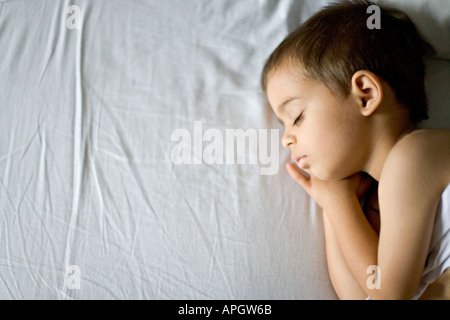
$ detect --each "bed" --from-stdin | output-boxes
[1,0,449,299]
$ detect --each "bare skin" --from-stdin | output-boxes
[266,65,450,299]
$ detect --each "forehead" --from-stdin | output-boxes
[266,66,313,108]
[267,65,306,88]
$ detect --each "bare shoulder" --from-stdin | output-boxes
[378,129,450,217]
[382,129,450,193]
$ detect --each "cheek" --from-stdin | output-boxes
[305,119,356,178]
[301,103,364,179]
[303,116,339,150]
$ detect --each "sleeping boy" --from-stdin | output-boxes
[261,0,450,299]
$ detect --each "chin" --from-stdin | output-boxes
[313,168,348,181]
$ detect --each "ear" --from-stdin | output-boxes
[351,70,383,116]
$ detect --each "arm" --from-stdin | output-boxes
[323,179,380,299]
[323,186,380,297]
[374,141,442,299]
[287,163,379,297]
[323,211,368,299]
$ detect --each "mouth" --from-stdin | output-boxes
[292,155,308,169]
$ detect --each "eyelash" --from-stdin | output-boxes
[293,113,303,126]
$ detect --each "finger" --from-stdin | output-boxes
[286,162,310,189]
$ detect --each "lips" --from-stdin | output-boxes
[292,155,307,169]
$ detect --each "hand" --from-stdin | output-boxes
[286,163,373,210]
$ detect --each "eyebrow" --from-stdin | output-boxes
[277,97,300,112]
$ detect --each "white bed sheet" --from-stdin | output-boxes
[0,0,448,299]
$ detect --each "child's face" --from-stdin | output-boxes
[266,66,369,181]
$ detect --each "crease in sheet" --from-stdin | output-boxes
[62,0,85,295]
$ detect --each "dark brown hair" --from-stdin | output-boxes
[261,0,434,124]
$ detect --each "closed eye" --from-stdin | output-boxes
[293,113,303,126]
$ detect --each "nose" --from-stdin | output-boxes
[281,130,296,149]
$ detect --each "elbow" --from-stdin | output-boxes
[365,272,420,300]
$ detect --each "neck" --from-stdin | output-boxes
[363,114,415,181]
